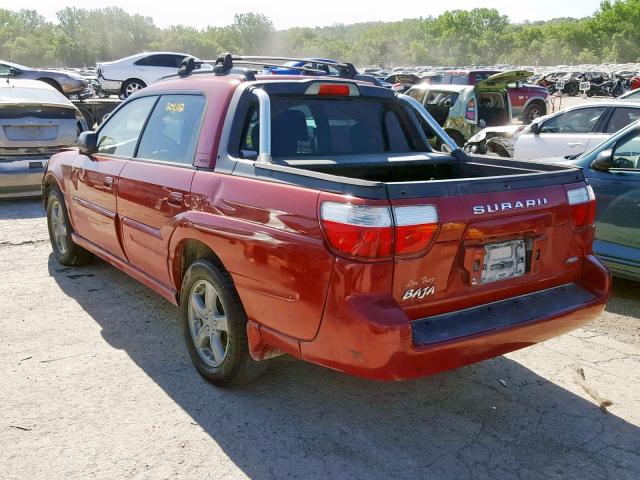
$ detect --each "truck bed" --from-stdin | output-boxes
[240,153,584,200]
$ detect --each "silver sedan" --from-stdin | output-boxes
[0,60,89,98]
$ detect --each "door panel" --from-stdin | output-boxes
[515,132,594,160]
[68,96,157,259]
[69,154,128,259]
[115,94,205,285]
[117,162,194,285]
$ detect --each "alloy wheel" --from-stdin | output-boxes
[188,279,229,367]
[50,199,68,256]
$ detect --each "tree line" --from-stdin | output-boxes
[1,1,639,68]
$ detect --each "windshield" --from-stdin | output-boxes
[239,96,423,158]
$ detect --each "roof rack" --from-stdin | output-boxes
[177,53,364,81]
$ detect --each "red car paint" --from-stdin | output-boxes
[43,73,609,381]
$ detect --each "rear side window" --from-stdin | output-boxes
[240,97,419,157]
[604,107,640,134]
[136,94,206,165]
[96,96,157,157]
[135,54,184,68]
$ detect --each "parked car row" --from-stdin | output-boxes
[534,71,639,98]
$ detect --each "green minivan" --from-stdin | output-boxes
[407,71,533,148]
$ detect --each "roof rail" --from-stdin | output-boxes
[202,54,362,79]
[176,54,256,81]
[175,53,378,85]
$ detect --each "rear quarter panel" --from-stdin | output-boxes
[172,171,335,341]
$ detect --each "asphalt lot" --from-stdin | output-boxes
[1,199,639,480]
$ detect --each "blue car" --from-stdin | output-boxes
[265,58,341,76]
[553,121,640,281]
[264,58,387,87]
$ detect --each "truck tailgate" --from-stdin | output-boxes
[390,182,592,320]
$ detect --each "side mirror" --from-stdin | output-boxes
[590,149,613,171]
[529,122,541,135]
[78,131,98,156]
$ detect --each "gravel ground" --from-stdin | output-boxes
[1,199,639,480]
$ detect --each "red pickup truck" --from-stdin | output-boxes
[42,56,610,387]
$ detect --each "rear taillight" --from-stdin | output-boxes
[320,202,439,260]
[465,98,476,121]
[321,202,393,259]
[393,205,439,256]
[566,185,596,228]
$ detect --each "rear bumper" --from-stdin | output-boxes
[98,77,122,94]
[298,254,610,381]
[0,160,47,198]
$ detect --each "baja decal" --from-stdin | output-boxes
[166,102,185,113]
[402,285,436,301]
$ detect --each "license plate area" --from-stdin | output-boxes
[481,239,526,284]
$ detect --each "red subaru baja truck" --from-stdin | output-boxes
[42,55,610,386]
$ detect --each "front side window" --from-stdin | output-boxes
[96,96,156,157]
[136,94,206,164]
[540,107,606,134]
[612,132,640,169]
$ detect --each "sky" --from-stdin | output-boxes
[7,0,605,30]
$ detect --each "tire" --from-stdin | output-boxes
[522,102,546,124]
[180,259,268,387]
[46,187,93,266]
[612,87,623,98]
[120,79,146,99]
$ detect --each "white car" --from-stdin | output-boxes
[97,52,210,99]
[466,101,640,160]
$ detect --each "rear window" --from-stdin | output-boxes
[239,97,421,157]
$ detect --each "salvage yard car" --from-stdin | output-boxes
[435,69,549,123]
[466,101,640,159]
[1,79,87,198]
[550,120,640,281]
[42,54,610,387]
[407,71,532,148]
[96,51,211,99]
[0,60,90,98]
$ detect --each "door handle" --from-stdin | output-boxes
[567,142,584,147]
[167,192,183,207]
[103,176,114,187]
